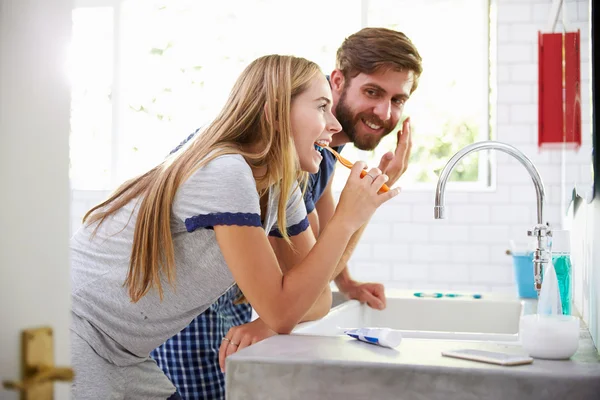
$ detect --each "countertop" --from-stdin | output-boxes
[227,308,600,400]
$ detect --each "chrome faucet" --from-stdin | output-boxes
[433,140,551,295]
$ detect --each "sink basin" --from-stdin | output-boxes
[293,289,524,342]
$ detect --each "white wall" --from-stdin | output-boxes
[70,0,593,295]
[570,194,599,349]
[0,0,73,398]
[593,198,600,347]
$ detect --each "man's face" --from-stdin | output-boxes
[332,68,414,150]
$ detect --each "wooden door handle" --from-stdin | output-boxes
[3,366,74,391]
[1,326,74,399]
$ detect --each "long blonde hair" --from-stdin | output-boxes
[83,55,322,302]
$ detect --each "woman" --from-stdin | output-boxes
[70,54,398,399]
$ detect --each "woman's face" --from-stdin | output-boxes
[290,74,342,174]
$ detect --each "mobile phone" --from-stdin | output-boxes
[441,349,534,366]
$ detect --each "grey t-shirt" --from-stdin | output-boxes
[71,154,308,366]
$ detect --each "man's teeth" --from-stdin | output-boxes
[364,120,382,130]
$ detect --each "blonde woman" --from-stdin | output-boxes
[70,54,398,399]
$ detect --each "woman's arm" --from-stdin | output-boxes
[268,230,332,322]
[215,163,398,333]
[215,215,351,333]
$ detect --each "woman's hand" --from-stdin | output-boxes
[219,318,277,372]
[334,162,400,232]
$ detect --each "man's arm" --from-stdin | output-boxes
[314,173,355,278]
[315,173,386,309]
[327,117,413,308]
[332,224,367,286]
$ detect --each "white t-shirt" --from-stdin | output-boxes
[70,154,308,366]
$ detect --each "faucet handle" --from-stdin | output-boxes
[527,223,552,296]
[527,223,552,238]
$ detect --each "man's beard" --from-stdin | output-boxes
[335,89,395,151]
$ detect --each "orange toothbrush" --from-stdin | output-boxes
[316,144,390,193]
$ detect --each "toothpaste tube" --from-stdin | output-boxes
[344,327,403,348]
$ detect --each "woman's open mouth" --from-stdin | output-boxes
[314,139,329,151]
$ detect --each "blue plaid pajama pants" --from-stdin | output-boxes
[151,285,252,400]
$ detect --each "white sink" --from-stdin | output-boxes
[293,289,524,342]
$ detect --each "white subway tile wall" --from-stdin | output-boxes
[70,0,593,296]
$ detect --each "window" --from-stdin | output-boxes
[69,0,491,191]
[69,6,114,189]
[332,0,491,191]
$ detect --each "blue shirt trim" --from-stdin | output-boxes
[169,128,200,155]
[184,212,262,232]
[268,215,310,238]
[304,144,344,214]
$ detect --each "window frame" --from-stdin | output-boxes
[71,0,494,192]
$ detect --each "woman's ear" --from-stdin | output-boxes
[263,102,277,133]
[263,101,279,124]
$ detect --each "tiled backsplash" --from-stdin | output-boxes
[70,0,593,296]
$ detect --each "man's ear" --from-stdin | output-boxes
[329,69,345,94]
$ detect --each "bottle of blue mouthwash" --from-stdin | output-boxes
[550,230,572,315]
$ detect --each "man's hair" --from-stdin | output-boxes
[336,27,423,93]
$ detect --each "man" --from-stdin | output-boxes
[152,27,422,399]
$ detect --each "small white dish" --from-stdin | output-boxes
[519,314,580,360]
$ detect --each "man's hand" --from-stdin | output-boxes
[337,279,386,310]
[219,318,277,372]
[378,117,412,186]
